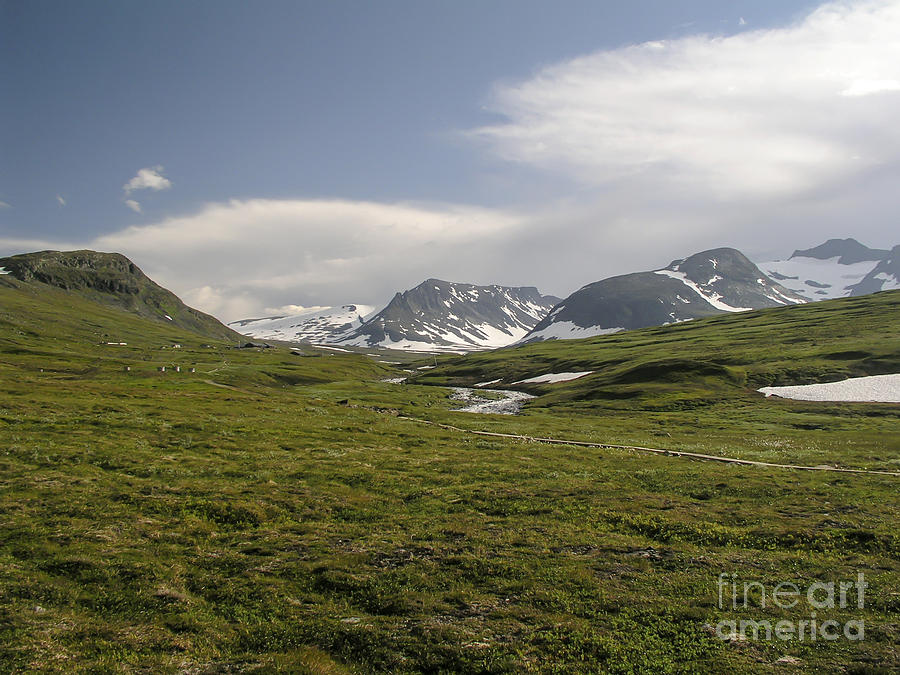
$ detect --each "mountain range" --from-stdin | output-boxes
[230,280,560,352]
[5,238,896,355]
[232,245,820,349]
[231,238,898,351]
[340,279,560,351]
[523,247,805,343]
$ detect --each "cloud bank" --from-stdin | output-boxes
[91,199,522,321]
[473,0,900,199]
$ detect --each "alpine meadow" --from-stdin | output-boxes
[2,1,899,673]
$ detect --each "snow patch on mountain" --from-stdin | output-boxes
[522,321,624,342]
[875,273,899,290]
[229,304,375,343]
[756,238,896,301]
[757,256,877,300]
[523,247,804,344]
[850,245,900,296]
[340,280,559,351]
[355,336,469,353]
[654,269,753,312]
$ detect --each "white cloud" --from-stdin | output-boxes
[0,201,10,209]
[472,0,900,199]
[90,198,523,321]
[0,183,894,326]
[840,79,900,97]
[2,198,543,322]
[124,199,142,213]
[123,166,172,194]
[2,1,898,325]
[56,195,66,207]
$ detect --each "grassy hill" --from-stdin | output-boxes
[0,274,898,672]
[0,250,241,342]
[414,290,900,407]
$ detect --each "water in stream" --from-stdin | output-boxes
[450,387,535,415]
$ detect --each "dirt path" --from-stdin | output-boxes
[397,415,900,477]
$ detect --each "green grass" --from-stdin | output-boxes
[0,280,898,673]
[411,291,900,471]
[414,290,900,395]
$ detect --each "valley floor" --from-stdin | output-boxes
[1,288,898,673]
[1,356,898,674]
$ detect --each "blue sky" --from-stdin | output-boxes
[3,0,898,320]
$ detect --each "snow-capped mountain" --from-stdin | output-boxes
[757,238,892,301]
[230,238,897,351]
[340,279,560,351]
[229,304,375,343]
[850,245,900,296]
[523,248,805,343]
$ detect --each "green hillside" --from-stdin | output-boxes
[1,274,898,673]
[0,250,241,342]
[0,267,395,390]
[414,290,900,410]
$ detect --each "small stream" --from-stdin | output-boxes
[450,387,535,415]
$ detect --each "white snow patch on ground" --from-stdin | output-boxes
[0,267,9,275]
[380,377,407,384]
[654,269,752,311]
[523,322,623,342]
[759,374,900,403]
[513,371,594,384]
[358,336,467,353]
[316,345,354,353]
[164,315,173,321]
[474,378,503,387]
[450,388,535,415]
